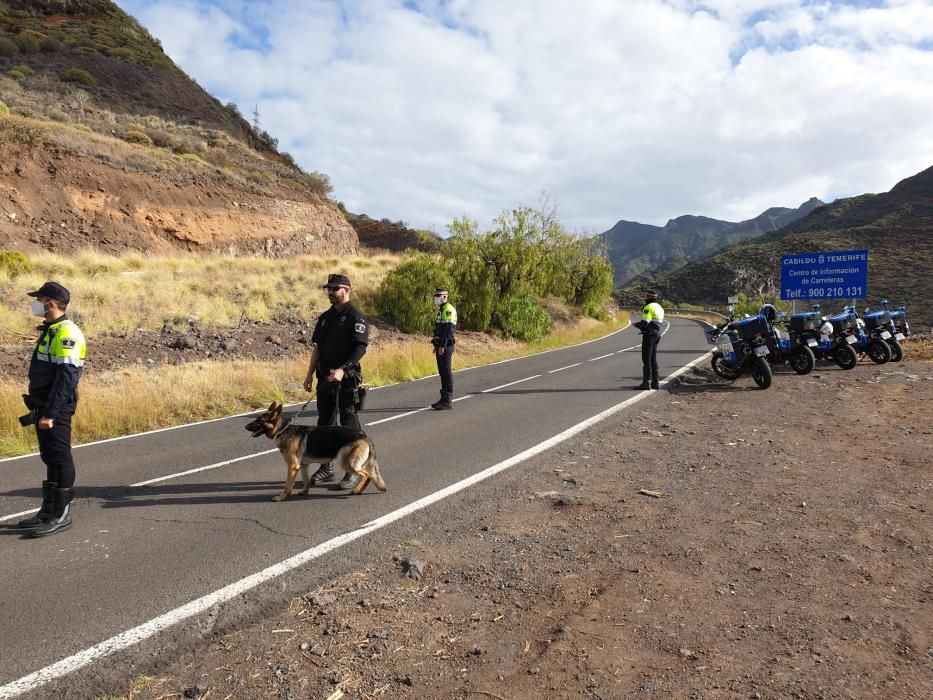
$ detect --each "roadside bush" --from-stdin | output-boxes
[5,68,25,80]
[0,250,33,278]
[495,292,552,341]
[0,36,18,57]
[376,255,451,334]
[123,129,153,146]
[0,115,47,150]
[11,64,32,76]
[0,100,9,116]
[61,68,95,86]
[14,30,45,55]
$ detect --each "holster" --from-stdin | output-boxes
[19,394,43,427]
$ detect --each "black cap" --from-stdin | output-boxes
[323,273,351,289]
[434,288,448,294]
[645,290,658,301]
[27,281,70,305]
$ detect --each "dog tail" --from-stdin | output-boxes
[368,441,386,492]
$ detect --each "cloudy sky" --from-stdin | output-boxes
[118,0,933,233]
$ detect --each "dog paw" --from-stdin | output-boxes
[272,494,286,502]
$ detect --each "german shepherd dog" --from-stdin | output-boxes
[245,402,386,501]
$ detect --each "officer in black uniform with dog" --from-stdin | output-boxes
[303,274,369,489]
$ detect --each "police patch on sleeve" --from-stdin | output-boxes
[355,322,366,334]
[61,338,76,349]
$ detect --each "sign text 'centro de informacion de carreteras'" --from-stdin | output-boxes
[780,250,868,300]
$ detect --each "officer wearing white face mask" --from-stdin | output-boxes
[430,288,457,410]
[16,281,86,538]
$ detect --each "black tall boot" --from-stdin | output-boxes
[430,391,445,409]
[636,368,651,390]
[30,487,73,538]
[16,480,56,529]
[433,390,452,410]
[650,370,660,390]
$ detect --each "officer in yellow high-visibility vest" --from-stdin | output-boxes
[634,290,665,390]
[16,281,86,537]
[430,288,457,410]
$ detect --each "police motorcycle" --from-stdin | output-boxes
[877,299,909,362]
[758,304,815,375]
[819,306,864,370]
[795,304,859,370]
[706,308,773,390]
[845,305,892,364]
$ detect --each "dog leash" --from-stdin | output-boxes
[272,395,316,438]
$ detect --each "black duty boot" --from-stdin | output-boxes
[308,463,335,486]
[650,370,660,390]
[432,391,452,410]
[30,487,73,538]
[636,368,651,390]
[16,480,56,529]
[430,392,445,409]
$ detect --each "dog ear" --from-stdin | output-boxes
[268,401,277,412]
[273,402,283,414]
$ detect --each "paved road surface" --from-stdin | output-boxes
[0,319,709,697]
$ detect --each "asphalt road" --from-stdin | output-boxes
[0,318,710,697]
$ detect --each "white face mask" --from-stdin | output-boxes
[31,300,47,317]
[433,296,444,306]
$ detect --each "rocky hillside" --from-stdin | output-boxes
[600,198,823,285]
[346,212,442,253]
[0,0,358,256]
[626,165,933,326]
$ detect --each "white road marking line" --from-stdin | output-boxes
[481,375,541,393]
[588,353,615,362]
[548,362,581,373]
[617,345,640,353]
[130,450,279,487]
[0,509,36,524]
[364,395,475,426]
[0,350,709,700]
[0,323,634,464]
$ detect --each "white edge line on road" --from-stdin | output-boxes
[130,450,279,487]
[588,353,615,362]
[481,375,541,393]
[0,509,37,524]
[0,349,708,700]
[0,322,633,464]
[548,362,581,374]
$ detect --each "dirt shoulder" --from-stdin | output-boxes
[108,358,931,699]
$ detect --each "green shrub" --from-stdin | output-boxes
[0,36,18,57]
[39,36,61,52]
[375,255,451,334]
[106,46,137,61]
[301,170,333,197]
[0,101,9,116]
[72,123,92,133]
[14,30,45,54]
[123,129,153,146]
[178,153,206,164]
[281,178,306,192]
[0,115,47,150]
[171,141,195,155]
[5,68,25,80]
[61,68,95,85]
[0,250,33,278]
[11,63,32,76]
[495,293,551,342]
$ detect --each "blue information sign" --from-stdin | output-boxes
[780,249,868,301]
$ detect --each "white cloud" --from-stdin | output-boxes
[118,0,933,232]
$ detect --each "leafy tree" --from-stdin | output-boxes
[375,255,451,334]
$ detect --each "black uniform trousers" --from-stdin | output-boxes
[316,374,361,432]
[36,405,76,488]
[641,332,660,377]
[435,346,454,394]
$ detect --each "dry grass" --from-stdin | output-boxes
[0,314,627,457]
[0,250,402,343]
[903,334,933,361]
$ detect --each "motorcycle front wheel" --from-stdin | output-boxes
[867,339,892,364]
[711,351,740,380]
[886,338,904,362]
[789,346,816,375]
[832,344,858,370]
[751,357,773,389]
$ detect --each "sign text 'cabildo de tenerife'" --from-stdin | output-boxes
[780,250,869,300]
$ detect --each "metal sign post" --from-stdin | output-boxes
[780,250,868,305]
